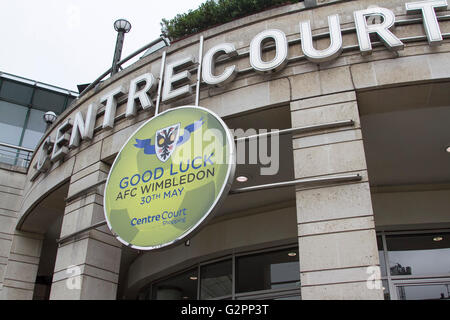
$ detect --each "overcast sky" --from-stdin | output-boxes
[0,0,206,92]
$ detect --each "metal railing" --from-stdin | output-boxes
[0,142,34,168]
[78,36,170,98]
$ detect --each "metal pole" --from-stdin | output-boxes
[155,51,167,115]
[229,173,362,194]
[111,31,125,76]
[235,120,354,142]
[195,36,204,106]
[56,173,362,244]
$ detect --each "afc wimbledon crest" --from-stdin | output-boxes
[155,124,180,162]
[133,117,204,160]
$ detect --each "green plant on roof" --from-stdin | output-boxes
[160,0,301,41]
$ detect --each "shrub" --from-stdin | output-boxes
[161,0,301,41]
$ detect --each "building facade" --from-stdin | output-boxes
[1,0,450,300]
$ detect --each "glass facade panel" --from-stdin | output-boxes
[397,283,450,300]
[377,236,387,277]
[67,96,76,108]
[387,233,450,276]
[32,89,66,113]
[22,109,46,149]
[0,80,33,105]
[151,268,198,300]
[200,259,232,299]
[0,100,28,145]
[236,248,300,293]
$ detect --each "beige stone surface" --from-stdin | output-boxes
[290,91,356,111]
[293,140,367,179]
[351,52,450,90]
[298,229,380,272]
[292,129,362,150]
[66,169,107,199]
[202,78,291,117]
[291,101,360,129]
[59,202,104,238]
[296,182,373,223]
[298,215,376,237]
[51,235,122,300]
[301,280,384,300]
[301,265,378,287]
[72,141,102,174]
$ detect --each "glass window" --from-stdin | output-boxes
[236,248,300,293]
[22,109,46,149]
[151,268,198,300]
[32,89,66,113]
[387,233,450,276]
[377,236,387,277]
[0,100,28,145]
[200,259,232,299]
[66,96,76,109]
[396,283,450,300]
[382,280,390,300]
[0,80,34,105]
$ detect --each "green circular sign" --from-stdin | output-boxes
[104,106,235,250]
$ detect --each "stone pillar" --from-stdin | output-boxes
[0,231,43,299]
[50,161,122,300]
[290,91,383,299]
[0,166,43,300]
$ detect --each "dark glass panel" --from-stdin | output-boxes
[22,109,46,149]
[151,268,198,300]
[200,259,232,299]
[387,233,450,276]
[236,248,300,293]
[32,89,66,113]
[397,283,450,300]
[0,100,28,145]
[0,80,34,105]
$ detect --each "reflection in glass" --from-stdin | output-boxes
[0,80,34,105]
[0,101,28,145]
[397,283,450,300]
[32,89,66,113]
[200,260,232,299]
[387,233,450,276]
[382,280,390,300]
[151,268,198,300]
[236,248,300,293]
[22,109,46,149]
[377,236,387,277]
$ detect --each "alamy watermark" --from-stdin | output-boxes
[65,265,82,290]
[171,127,281,175]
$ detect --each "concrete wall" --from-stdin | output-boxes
[373,189,450,230]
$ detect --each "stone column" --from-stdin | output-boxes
[0,166,43,300]
[50,161,122,300]
[290,91,383,299]
[0,231,43,299]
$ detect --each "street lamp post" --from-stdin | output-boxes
[111,19,132,76]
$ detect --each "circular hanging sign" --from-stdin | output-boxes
[104,106,235,250]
